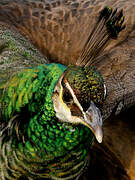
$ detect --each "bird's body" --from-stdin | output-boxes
[0,0,134,180]
[0,63,94,179]
[0,62,105,179]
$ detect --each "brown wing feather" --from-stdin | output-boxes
[97,34,135,120]
[0,1,135,179]
[0,0,135,65]
[88,32,135,180]
[85,106,135,180]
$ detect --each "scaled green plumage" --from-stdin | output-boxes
[0,5,125,180]
[0,63,94,179]
[1,64,66,120]
[64,66,104,108]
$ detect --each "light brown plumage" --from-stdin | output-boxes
[0,0,135,65]
[0,1,135,179]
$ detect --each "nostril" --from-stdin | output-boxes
[85,113,93,122]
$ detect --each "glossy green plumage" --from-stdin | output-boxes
[64,66,104,110]
[0,63,94,179]
[0,5,126,179]
[1,64,66,120]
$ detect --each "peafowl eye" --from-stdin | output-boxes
[52,65,105,143]
[0,3,125,180]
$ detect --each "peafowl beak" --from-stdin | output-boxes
[53,76,103,143]
[83,101,103,143]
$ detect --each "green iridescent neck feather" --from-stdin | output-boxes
[0,5,126,180]
[1,63,66,120]
[0,63,94,179]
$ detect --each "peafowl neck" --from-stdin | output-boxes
[0,63,94,179]
[23,64,94,159]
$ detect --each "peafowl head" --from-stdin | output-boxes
[53,66,105,143]
[53,6,125,143]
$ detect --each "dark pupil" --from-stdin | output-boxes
[62,82,83,117]
[82,103,90,112]
[63,88,72,104]
[62,83,90,112]
[62,78,73,104]
[63,89,83,117]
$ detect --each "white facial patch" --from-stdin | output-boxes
[52,78,84,124]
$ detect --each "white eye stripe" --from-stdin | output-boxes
[64,81,84,114]
[104,84,107,99]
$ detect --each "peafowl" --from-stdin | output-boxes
[0,0,134,179]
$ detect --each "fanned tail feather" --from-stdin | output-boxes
[77,7,126,66]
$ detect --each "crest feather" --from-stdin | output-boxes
[77,7,125,67]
